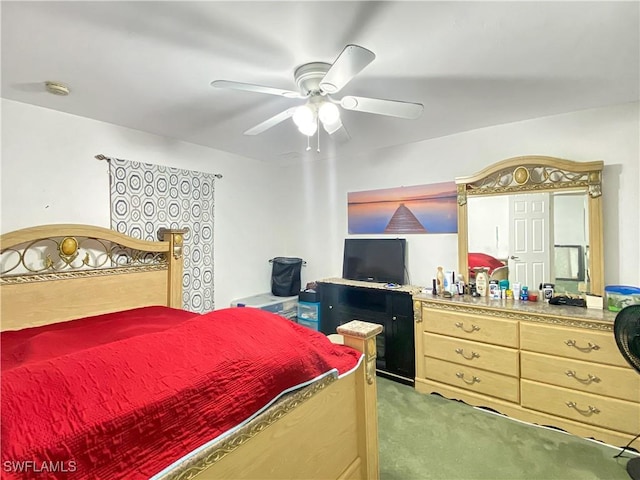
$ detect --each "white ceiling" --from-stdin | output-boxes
[2,1,638,165]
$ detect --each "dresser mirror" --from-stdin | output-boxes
[455,156,604,295]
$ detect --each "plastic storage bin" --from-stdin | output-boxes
[230,293,298,321]
[297,301,320,331]
[297,318,319,330]
[604,285,640,312]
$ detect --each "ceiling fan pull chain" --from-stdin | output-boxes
[306,135,311,151]
[316,117,320,153]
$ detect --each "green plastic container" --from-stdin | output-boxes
[604,285,640,312]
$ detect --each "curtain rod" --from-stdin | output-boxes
[94,154,223,179]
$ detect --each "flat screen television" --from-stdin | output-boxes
[342,238,406,285]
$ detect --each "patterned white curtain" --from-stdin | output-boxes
[108,157,216,312]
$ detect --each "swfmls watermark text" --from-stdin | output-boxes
[3,460,77,474]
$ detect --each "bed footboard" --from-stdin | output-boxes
[337,320,382,480]
[159,320,382,480]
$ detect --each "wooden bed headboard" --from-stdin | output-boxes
[0,224,186,331]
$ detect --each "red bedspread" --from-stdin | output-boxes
[1,306,361,479]
[2,306,200,371]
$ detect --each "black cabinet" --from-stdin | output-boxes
[318,281,415,384]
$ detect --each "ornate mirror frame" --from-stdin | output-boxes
[455,155,604,295]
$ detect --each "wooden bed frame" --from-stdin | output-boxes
[0,224,381,480]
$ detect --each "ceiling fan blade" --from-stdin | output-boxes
[340,95,424,119]
[319,44,375,94]
[211,80,305,99]
[244,107,297,136]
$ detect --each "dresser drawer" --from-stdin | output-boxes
[424,357,519,403]
[521,380,640,434]
[422,307,518,348]
[520,322,626,367]
[424,332,519,376]
[521,351,640,402]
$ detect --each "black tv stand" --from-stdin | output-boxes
[318,278,416,384]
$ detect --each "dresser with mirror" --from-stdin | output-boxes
[414,156,639,448]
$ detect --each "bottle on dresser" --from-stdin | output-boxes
[475,268,489,297]
[436,266,445,295]
[512,282,521,301]
[489,280,500,299]
[443,270,457,295]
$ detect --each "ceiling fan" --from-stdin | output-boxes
[211,45,424,138]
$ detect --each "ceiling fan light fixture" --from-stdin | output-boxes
[298,121,318,137]
[318,102,340,125]
[322,117,343,135]
[293,104,315,129]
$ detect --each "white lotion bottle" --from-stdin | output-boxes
[476,268,489,297]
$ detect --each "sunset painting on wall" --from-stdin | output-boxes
[347,182,458,234]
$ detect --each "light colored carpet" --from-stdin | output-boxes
[377,377,636,480]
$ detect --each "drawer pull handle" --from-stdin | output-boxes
[456,372,481,385]
[565,370,601,384]
[564,339,600,352]
[455,322,480,333]
[455,348,480,360]
[566,401,600,416]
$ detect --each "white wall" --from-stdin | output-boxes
[0,99,290,308]
[286,102,640,290]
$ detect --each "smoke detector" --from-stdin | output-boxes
[45,81,70,96]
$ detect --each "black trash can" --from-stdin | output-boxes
[270,257,305,297]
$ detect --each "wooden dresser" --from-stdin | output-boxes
[413,295,640,447]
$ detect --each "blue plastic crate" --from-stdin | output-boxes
[297,317,319,331]
[298,301,320,322]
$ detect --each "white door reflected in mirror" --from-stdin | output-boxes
[508,193,551,291]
